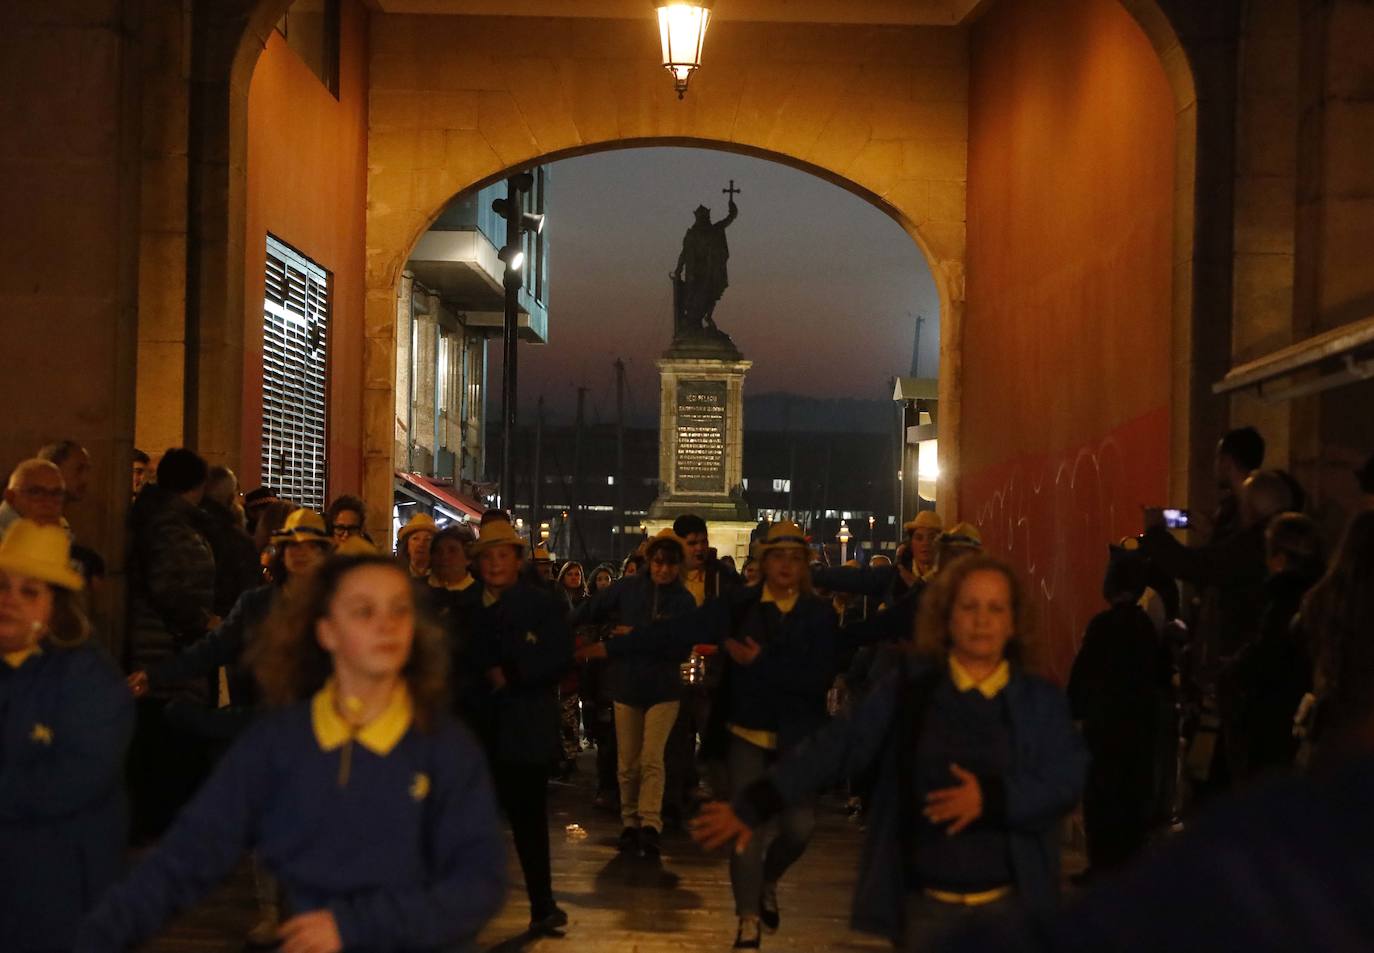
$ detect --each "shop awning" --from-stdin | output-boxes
[394,471,484,521]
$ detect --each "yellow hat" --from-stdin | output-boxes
[754,520,809,556]
[645,528,687,559]
[0,520,83,591]
[903,510,944,534]
[939,521,983,549]
[271,509,333,546]
[532,541,554,564]
[469,519,528,557]
[397,512,439,547]
[335,535,378,557]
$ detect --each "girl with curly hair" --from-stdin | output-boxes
[79,554,507,953]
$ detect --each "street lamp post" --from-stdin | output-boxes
[868,514,875,554]
[838,520,851,564]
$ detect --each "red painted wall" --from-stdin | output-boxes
[243,0,369,500]
[963,0,1176,681]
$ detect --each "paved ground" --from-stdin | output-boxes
[140,748,1085,952]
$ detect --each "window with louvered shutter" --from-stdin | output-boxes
[263,236,329,510]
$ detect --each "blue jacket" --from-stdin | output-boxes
[613,586,839,753]
[467,583,573,765]
[734,656,1086,943]
[0,641,134,952]
[76,703,506,953]
[571,574,697,708]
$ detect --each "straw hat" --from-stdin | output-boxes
[335,535,378,557]
[754,520,809,557]
[0,520,83,591]
[903,510,943,534]
[397,512,438,547]
[644,528,687,560]
[469,519,528,557]
[532,542,554,564]
[939,521,983,549]
[271,509,333,546]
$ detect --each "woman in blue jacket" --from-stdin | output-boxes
[77,553,507,953]
[571,529,698,857]
[694,554,1087,951]
[580,520,839,949]
[0,520,134,953]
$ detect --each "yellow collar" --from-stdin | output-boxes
[761,586,798,615]
[311,679,414,756]
[949,657,1010,699]
[431,574,475,592]
[482,586,505,607]
[3,645,41,668]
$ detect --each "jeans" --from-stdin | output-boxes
[492,761,555,916]
[727,735,816,917]
[614,700,680,830]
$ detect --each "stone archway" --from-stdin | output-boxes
[360,13,973,535]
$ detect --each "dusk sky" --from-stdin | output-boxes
[497,147,940,428]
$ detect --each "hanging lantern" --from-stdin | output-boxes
[655,1,713,100]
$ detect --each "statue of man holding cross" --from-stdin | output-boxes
[671,180,740,339]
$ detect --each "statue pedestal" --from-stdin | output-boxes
[646,345,755,560]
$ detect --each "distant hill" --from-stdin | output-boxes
[744,392,895,434]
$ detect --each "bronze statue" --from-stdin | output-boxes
[671,181,739,340]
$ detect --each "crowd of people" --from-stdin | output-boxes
[0,430,1372,952]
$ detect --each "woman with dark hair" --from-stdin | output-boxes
[581,521,840,948]
[571,530,698,858]
[589,563,617,594]
[555,560,590,776]
[1299,510,1374,769]
[693,555,1085,951]
[78,554,507,953]
[0,521,133,953]
[622,551,645,577]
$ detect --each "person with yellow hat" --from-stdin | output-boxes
[580,520,841,948]
[569,528,698,859]
[396,511,438,580]
[905,510,945,580]
[465,518,573,935]
[0,520,134,952]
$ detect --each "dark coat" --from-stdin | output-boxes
[1067,602,1164,763]
[0,642,134,952]
[944,756,1374,952]
[571,573,697,708]
[814,563,912,611]
[613,585,839,753]
[126,484,217,702]
[421,581,486,729]
[198,499,261,617]
[467,583,574,765]
[147,583,279,738]
[735,656,1086,944]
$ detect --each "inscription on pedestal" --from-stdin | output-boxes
[675,379,727,491]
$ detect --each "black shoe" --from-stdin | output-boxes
[760,882,780,932]
[733,917,762,949]
[618,826,640,853]
[530,904,568,934]
[640,826,661,859]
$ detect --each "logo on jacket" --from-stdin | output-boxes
[30,723,54,745]
[410,772,431,801]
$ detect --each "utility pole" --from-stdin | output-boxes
[613,359,626,561]
[571,386,586,561]
[494,171,539,508]
[531,395,544,548]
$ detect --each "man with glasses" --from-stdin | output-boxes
[326,494,368,543]
[0,459,67,539]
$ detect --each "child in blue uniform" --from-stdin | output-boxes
[0,520,134,953]
[78,553,507,953]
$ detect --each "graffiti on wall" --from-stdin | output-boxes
[962,407,1170,683]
